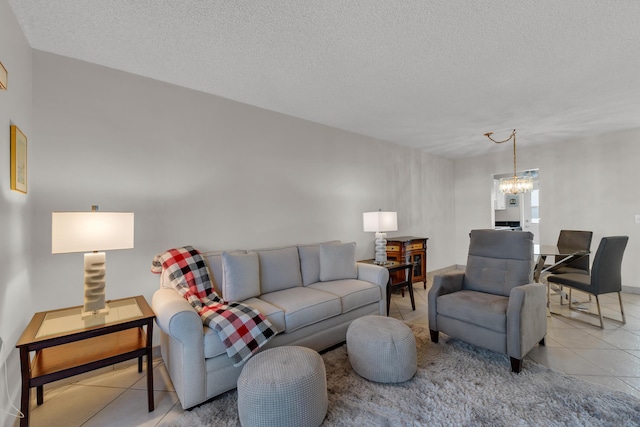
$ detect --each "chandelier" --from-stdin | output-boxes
[484,129,533,195]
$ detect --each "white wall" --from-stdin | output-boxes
[454,130,640,289]
[0,0,33,424]
[29,51,455,312]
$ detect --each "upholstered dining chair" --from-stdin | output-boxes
[428,229,547,373]
[547,236,629,329]
[549,230,593,274]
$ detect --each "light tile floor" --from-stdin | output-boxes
[16,280,640,426]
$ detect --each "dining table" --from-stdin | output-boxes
[533,244,590,307]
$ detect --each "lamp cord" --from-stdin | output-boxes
[0,343,24,419]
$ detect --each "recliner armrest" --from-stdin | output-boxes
[506,283,547,359]
[428,271,464,329]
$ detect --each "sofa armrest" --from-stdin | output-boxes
[152,288,202,339]
[506,283,547,359]
[357,262,389,316]
[428,271,464,330]
[356,262,389,287]
[151,288,207,409]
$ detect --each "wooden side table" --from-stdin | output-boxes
[386,236,428,287]
[15,295,155,427]
[360,260,415,315]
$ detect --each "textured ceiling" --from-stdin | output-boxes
[7,0,640,158]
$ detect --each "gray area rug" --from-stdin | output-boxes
[162,324,640,426]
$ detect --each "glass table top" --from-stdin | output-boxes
[35,298,143,338]
[534,245,589,256]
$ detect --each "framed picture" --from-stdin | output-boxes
[0,61,7,90]
[10,125,27,193]
[508,195,518,207]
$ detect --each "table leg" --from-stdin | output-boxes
[19,348,30,427]
[406,265,415,311]
[386,280,392,316]
[146,323,155,412]
[534,255,546,283]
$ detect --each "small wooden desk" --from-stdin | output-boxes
[361,260,415,315]
[16,295,155,427]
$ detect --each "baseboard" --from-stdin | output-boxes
[622,286,640,295]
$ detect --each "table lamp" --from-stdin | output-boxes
[363,210,398,265]
[52,206,134,317]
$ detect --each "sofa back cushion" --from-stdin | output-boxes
[201,250,246,295]
[257,246,303,294]
[298,240,341,285]
[464,229,533,296]
[319,242,358,282]
[221,251,261,302]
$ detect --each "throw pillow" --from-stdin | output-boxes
[221,251,260,302]
[257,246,303,294]
[298,240,341,286]
[319,242,358,281]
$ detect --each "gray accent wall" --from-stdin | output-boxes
[28,52,455,315]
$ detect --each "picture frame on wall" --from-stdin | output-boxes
[0,61,7,90]
[10,125,27,193]
[508,195,518,207]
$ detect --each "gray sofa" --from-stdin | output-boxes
[428,229,547,373]
[152,241,388,409]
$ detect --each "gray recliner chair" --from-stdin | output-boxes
[428,229,547,373]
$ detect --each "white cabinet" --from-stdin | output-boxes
[493,179,506,210]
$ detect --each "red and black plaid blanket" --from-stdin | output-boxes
[151,246,276,366]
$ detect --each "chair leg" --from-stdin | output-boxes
[510,357,523,373]
[618,292,626,324]
[430,329,439,343]
[595,295,604,329]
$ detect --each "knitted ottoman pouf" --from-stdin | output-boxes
[346,315,417,383]
[237,346,327,427]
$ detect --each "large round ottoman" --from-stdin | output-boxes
[346,315,417,383]
[237,346,327,427]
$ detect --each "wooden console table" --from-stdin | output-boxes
[386,236,428,287]
[15,295,155,427]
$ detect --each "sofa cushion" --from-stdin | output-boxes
[221,252,260,302]
[257,246,303,294]
[309,279,382,313]
[259,287,341,333]
[319,242,357,282]
[298,241,340,286]
[202,250,246,295]
[436,290,509,333]
[243,297,286,334]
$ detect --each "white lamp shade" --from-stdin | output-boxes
[363,211,398,232]
[52,212,134,254]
